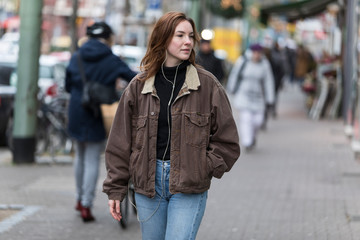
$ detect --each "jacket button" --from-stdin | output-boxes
[151,112,155,116]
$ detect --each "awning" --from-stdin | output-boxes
[260,0,338,25]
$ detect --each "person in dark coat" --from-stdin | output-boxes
[268,42,286,118]
[196,39,225,83]
[65,21,136,222]
[261,42,285,130]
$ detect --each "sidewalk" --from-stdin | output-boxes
[1,85,360,239]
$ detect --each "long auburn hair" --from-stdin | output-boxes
[139,12,200,81]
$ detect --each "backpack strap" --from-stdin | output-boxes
[76,53,87,85]
[232,56,248,94]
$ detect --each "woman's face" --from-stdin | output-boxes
[252,50,262,62]
[165,20,194,67]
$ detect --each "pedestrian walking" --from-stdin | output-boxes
[103,11,240,240]
[196,38,225,84]
[268,41,286,118]
[284,38,297,84]
[65,21,136,222]
[227,43,275,151]
[294,44,316,84]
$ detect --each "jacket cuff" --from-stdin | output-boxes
[106,192,126,202]
[212,164,228,179]
[207,153,228,179]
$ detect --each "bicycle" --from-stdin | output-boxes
[6,83,73,161]
[36,92,73,158]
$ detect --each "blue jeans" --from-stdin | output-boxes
[135,160,208,240]
[74,141,104,208]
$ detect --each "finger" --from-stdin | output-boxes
[115,200,121,214]
[111,211,121,221]
[109,200,115,214]
[116,211,122,221]
[111,210,122,221]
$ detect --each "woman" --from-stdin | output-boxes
[65,21,136,222]
[103,12,240,239]
[227,43,275,151]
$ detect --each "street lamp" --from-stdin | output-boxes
[201,29,214,40]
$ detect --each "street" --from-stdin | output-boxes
[1,84,360,240]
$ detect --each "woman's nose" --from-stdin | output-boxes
[184,36,192,44]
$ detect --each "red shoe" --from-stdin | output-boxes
[75,201,82,211]
[81,207,95,222]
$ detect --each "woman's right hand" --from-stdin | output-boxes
[108,199,122,221]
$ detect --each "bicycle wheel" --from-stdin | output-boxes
[119,194,129,229]
[48,125,70,156]
[35,107,50,155]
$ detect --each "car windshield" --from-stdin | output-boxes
[0,65,15,85]
[39,65,53,79]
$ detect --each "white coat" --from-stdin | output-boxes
[227,51,275,113]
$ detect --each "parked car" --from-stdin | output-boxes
[0,55,67,147]
[1,32,20,43]
[0,63,16,146]
[10,55,67,97]
[111,45,146,72]
[0,32,19,57]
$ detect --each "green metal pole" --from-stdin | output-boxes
[243,0,254,52]
[12,0,43,163]
[189,0,200,31]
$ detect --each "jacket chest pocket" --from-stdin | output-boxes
[132,117,147,149]
[184,113,209,147]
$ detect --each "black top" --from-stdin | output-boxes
[154,61,190,160]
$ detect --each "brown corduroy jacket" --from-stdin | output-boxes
[103,64,240,201]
